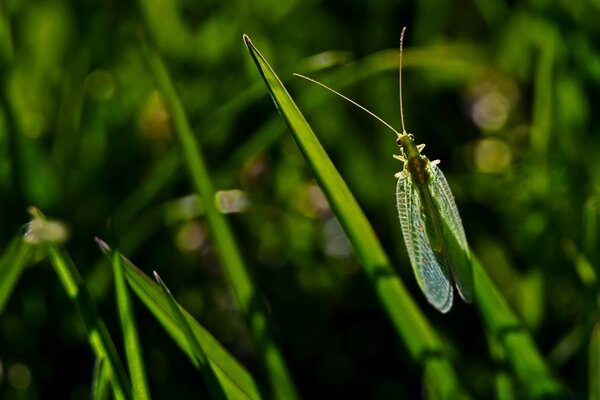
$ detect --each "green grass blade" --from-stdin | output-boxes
[91,357,110,400]
[243,34,466,399]
[590,321,600,400]
[0,232,34,313]
[46,245,132,399]
[153,271,227,399]
[46,244,132,400]
[111,246,151,400]
[142,41,297,400]
[24,212,132,400]
[472,256,564,397]
[95,240,263,400]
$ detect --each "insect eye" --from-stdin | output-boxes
[396,137,402,146]
[408,133,415,141]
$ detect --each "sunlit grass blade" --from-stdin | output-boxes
[95,240,263,400]
[26,211,132,400]
[110,244,151,400]
[46,245,132,400]
[91,357,110,400]
[0,231,34,313]
[142,40,297,400]
[153,271,226,399]
[244,34,567,398]
[590,321,600,400]
[243,34,467,399]
[472,256,564,397]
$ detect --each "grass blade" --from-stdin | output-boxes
[91,357,110,400]
[0,232,34,313]
[243,34,466,399]
[110,245,151,400]
[590,321,600,400]
[153,271,226,399]
[142,40,297,399]
[244,34,565,398]
[25,211,132,400]
[46,245,132,400]
[472,256,564,397]
[96,240,263,400]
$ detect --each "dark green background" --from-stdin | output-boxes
[1,0,599,398]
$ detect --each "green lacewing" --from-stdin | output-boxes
[295,27,473,312]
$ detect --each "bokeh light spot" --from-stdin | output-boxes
[7,363,32,390]
[473,138,512,173]
[472,92,509,130]
[175,221,207,252]
[215,189,249,214]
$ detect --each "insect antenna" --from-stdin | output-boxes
[293,73,400,136]
[399,26,407,134]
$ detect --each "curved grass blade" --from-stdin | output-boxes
[0,231,34,314]
[243,34,467,399]
[91,357,110,400]
[95,240,263,400]
[47,247,131,400]
[472,255,564,397]
[142,40,298,400]
[44,245,132,399]
[154,271,226,400]
[110,245,151,400]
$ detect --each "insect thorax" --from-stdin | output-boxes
[406,155,431,186]
[399,134,431,186]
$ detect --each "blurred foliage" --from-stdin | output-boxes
[0,0,600,398]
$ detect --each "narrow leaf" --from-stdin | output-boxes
[244,34,565,399]
[243,34,466,399]
[154,271,226,399]
[0,232,34,313]
[26,210,132,400]
[142,40,297,400]
[91,357,110,400]
[96,240,263,400]
[111,245,151,400]
[46,245,132,399]
[472,256,564,397]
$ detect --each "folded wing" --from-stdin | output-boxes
[428,163,473,303]
[397,171,453,313]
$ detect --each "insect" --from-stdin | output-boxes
[295,27,473,312]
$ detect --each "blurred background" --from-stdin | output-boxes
[1,0,600,398]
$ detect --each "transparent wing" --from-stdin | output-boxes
[396,171,453,313]
[428,163,473,302]
[429,164,468,251]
